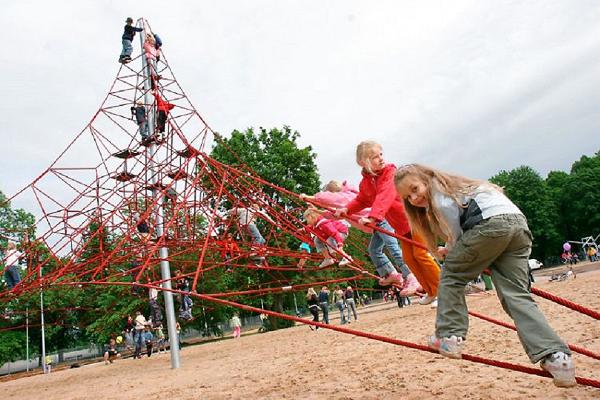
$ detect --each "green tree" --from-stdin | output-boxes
[560,152,600,242]
[490,166,559,260]
[0,189,36,365]
[210,126,321,329]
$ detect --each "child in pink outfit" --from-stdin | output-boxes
[302,180,412,287]
[303,208,353,268]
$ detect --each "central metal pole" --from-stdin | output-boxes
[40,267,48,373]
[138,19,180,369]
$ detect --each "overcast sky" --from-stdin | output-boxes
[1,1,600,213]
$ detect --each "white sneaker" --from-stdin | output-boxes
[418,295,436,305]
[318,258,336,268]
[428,335,464,359]
[430,299,438,308]
[338,257,353,266]
[540,352,577,387]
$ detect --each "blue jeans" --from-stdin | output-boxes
[121,39,133,57]
[246,223,265,245]
[314,234,347,253]
[369,220,411,278]
[4,265,21,289]
[320,302,329,324]
[133,329,144,357]
[345,298,357,321]
[139,121,149,138]
[336,300,346,324]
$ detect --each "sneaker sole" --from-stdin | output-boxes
[438,348,462,359]
[542,367,577,387]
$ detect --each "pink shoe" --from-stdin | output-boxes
[399,273,422,296]
[378,272,403,286]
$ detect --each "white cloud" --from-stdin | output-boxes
[1,0,599,215]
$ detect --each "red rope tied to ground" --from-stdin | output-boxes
[469,310,600,361]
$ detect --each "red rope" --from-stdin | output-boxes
[193,292,600,389]
[469,311,600,361]
[531,287,600,320]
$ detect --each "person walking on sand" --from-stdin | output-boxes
[231,313,242,338]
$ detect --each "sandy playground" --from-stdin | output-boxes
[2,264,600,400]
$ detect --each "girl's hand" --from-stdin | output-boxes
[358,217,374,225]
[335,207,348,217]
[437,246,449,258]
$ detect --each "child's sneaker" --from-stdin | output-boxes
[378,272,403,286]
[540,352,577,387]
[430,299,438,308]
[318,258,335,268]
[399,273,422,296]
[338,256,353,266]
[428,335,464,359]
[418,295,436,305]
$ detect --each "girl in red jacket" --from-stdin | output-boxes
[303,208,353,268]
[336,141,441,302]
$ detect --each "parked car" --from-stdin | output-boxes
[528,259,543,270]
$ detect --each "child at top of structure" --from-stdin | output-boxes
[131,101,150,140]
[143,33,158,62]
[3,241,23,289]
[335,140,441,302]
[394,163,576,388]
[303,208,353,269]
[305,179,415,290]
[143,33,160,89]
[119,17,143,64]
[229,202,274,246]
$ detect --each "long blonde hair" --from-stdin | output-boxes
[355,140,382,175]
[394,164,500,251]
[306,287,317,299]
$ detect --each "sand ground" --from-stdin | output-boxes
[3,263,600,399]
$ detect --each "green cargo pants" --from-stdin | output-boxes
[436,213,570,363]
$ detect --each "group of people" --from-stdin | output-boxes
[306,285,358,327]
[120,311,171,362]
[299,140,576,388]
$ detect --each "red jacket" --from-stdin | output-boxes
[309,216,348,246]
[153,92,175,113]
[345,163,410,235]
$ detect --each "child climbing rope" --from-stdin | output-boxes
[303,208,352,268]
[335,141,440,300]
[131,101,149,140]
[302,180,415,290]
[394,163,576,388]
[3,242,23,289]
[152,91,175,135]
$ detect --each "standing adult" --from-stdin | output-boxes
[344,286,358,323]
[133,311,148,359]
[332,285,346,324]
[318,286,330,324]
[306,288,320,330]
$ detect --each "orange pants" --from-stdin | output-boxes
[400,231,441,297]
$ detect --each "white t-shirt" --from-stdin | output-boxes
[5,250,22,266]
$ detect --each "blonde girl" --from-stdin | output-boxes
[394,163,575,388]
[336,141,441,302]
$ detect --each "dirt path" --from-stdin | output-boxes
[3,270,600,399]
